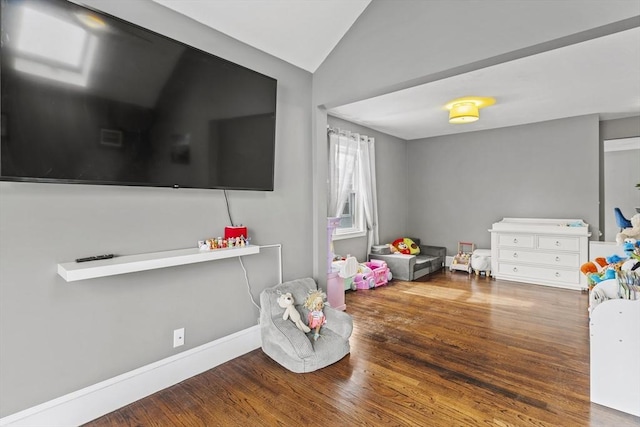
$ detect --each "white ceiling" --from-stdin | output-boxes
[330,27,640,140]
[153,0,640,141]
[152,0,371,73]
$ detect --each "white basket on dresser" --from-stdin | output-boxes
[489,218,591,290]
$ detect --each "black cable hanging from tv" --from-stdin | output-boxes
[223,189,234,226]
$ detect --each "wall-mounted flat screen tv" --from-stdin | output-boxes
[0,0,277,190]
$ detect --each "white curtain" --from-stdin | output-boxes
[359,135,379,250]
[328,130,358,218]
[327,127,379,252]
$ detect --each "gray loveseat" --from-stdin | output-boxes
[260,277,353,373]
[368,238,446,281]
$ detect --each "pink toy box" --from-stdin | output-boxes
[353,259,390,290]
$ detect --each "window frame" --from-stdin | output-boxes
[333,147,366,240]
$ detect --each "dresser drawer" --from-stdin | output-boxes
[537,236,579,252]
[498,249,580,268]
[498,262,580,285]
[497,234,534,248]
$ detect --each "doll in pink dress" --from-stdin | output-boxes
[304,290,326,341]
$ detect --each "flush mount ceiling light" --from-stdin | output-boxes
[445,96,496,124]
[75,12,106,29]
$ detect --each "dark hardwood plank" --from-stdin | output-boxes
[84,272,640,426]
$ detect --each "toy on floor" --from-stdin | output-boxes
[450,242,474,274]
[331,255,359,291]
[353,259,390,290]
[304,290,326,341]
[277,292,310,333]
[471,249,491,276]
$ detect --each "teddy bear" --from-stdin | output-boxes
[277,292,310,333]
[616,213,640,244]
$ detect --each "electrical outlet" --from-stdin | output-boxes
[173,328,185,348]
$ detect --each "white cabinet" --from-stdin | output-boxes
[489,218,591,290]
[590,296,640,416]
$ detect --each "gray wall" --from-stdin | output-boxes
[311,0,640,283]
[604,148,640,240]
[0,0,312,417]
[601,116,640,140]
[603,144,640,242]
[314,0,640,108]
[327,116,408,261]
[601,116,640,240]
[328,113,619,260]
[405,115,600,256]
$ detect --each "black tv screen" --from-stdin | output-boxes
[0,0,277,190]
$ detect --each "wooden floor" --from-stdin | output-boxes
[85,271,640,426]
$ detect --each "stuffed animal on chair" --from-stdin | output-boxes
[277,292,310,333]
[304,290,327,341]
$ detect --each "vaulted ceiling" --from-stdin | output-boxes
[153,0,640,140]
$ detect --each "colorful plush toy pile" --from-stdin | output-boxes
[581,239,640,288]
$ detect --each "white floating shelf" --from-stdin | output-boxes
[58,246,260,282]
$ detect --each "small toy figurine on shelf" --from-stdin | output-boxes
[304,290,327,341]
[200,238,218,250]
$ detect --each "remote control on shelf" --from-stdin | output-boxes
[75,254,115,263]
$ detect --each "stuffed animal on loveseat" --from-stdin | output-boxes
[391,237,420,255]
[369,237,446,281]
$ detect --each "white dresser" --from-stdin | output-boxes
[489,218,591,290]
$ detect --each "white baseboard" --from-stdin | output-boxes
[0,325,261,427]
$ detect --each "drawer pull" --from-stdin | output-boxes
[513,252,518,258]
[555,256,560,262]
[513,267,518,273]
[513,238,518,244]
[555,241,561,246]
[555,272,561,277]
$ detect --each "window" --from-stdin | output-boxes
[339,191,355,229]
[328,128,376,243]
[335,189,366,239]
[333,143,365,240]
